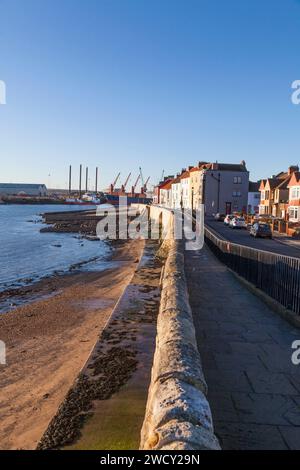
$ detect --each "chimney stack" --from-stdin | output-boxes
[288,165,299,175]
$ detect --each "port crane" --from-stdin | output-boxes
[144,176,150,191]
[121,172,131,192]
[131,174,141,194]
[110,172,121,192]
[139,166,145,187]
[139,167,150,192]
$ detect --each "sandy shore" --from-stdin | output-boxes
[0,239,144,450]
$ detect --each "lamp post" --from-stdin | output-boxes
[191,186,194,212]
[210,172,221,213]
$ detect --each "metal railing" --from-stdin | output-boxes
[205,226,300,315]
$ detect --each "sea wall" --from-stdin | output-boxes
[132,205,220,451]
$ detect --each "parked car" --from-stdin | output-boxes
[229,216,247,229]
[214,213,226,222]
[224,215,234,226]
[249,223,272,239]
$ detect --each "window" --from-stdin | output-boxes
[261,190,265,200]
[291,187,300,200]
[233,191,241,197]
[233,176,242,184]
[289,206,299,220]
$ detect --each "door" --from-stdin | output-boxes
[225,202,232,215]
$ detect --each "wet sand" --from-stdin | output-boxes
[38,240,162,451]
[0,239,144,450]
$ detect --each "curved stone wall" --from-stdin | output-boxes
[139,206,220,450]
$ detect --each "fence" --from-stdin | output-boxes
[205,226,300,315]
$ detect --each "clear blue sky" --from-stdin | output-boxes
[1,0,300,189]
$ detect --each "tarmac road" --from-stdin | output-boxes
[205,218,300,259]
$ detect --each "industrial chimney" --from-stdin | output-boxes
[85,167,88,193]
[95,167,98,193]
[79,164,82,198]
[68,165,72,196]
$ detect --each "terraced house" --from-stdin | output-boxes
[171,175,181,209]
[288,171,300,223]
[180,169,190,209]
[189,166,203,210]
[154,161,249,214]
[159,178,173,207]
[198,161,249,216]
[153,176,173,205]
[259,166,299,219]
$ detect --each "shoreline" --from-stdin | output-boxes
[0,240,114,314]
[0,204,111,310]
[0,238,144,450]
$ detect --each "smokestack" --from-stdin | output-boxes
[68,165,72,195]
[79,164,82,198]
[85,167,88,193]
[95,167,98,193]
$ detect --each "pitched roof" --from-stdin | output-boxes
[210,163,248,172]
[259,180,267,191]
[180,170,190,179]
[249,181,260,192]
[275,171,288,180]
[198,163,212,171]
[199,162,247,172]
[276,175,291,190]
[162,180,173,190]
[266,178,283,190]
[157,178,173,189]
[198,161,209,167]
[189,166,201,173]
[288,172,300,187]
[171,176,181,185]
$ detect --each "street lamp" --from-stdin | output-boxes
[191,186,194,212]
[210,172,221,213]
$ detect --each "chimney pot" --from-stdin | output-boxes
[288,165,299,175]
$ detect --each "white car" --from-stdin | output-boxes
[224,215,234,226]
[229,216,247,229]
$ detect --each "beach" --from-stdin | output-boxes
[0,239,144,450]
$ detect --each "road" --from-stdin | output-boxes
[185,246,300,450]
[205,218,300,259]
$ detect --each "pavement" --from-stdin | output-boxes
[206,219,300,259]
[185,245,300,450]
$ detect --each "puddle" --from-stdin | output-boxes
[76,298,115,310]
